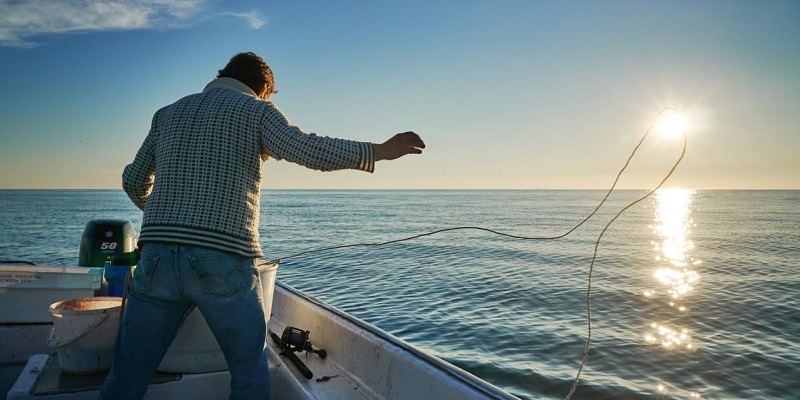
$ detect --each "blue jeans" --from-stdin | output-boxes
[100,243,270,400]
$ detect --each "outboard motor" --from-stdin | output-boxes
[79,219,137,296]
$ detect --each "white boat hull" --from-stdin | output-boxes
[6,280,517,400]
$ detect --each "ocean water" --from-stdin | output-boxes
[0,189,798,399]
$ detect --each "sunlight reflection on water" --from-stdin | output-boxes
[644,188,703,397]
[646,188,699,327]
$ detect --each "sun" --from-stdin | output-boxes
[656,112,688,137]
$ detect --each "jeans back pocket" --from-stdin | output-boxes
[189,253,250,298]
[129,252,159,295]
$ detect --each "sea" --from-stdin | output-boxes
[0,189,797,399]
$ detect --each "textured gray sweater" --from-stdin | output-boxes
[122,78,374,257]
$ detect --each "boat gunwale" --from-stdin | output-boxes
[274,279,519,400]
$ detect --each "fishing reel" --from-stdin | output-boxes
[279,326,327,359]
[269,326,327,379]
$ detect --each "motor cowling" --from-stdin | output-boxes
[79,219,137,296]
[78,219,137,267]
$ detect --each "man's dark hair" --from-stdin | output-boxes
[217,52,275,98]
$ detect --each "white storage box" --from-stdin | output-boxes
[0,265,103,323]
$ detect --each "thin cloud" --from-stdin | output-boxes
[0,0,264,47]
[218,11,266,30]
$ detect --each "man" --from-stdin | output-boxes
[101,52,425,399]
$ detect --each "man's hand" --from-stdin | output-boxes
[373,131,426,161]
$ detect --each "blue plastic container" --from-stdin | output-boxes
[103,262,132,297]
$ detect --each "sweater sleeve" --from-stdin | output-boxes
[122,112,158,210]
[259,103,375,173]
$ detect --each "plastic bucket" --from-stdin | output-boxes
[48,297,122,374]
[158,262,279,373]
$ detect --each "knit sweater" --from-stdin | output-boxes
[122,78,374,258]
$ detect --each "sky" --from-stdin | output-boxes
[0,0,798,190]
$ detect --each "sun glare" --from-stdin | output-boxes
[656,112,688,137]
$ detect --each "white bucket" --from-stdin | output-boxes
[158,262,279,373]
[48,296,122,374]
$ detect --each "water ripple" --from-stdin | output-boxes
[2,189,799,399]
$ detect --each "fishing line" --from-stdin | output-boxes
[259,107,687,399]
[566,120,686,400]
[261,107,682,261]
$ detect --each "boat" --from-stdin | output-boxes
[1,221,520,400]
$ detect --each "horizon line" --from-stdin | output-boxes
[1,188,798,191]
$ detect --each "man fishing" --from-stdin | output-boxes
[101,51,425,399]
